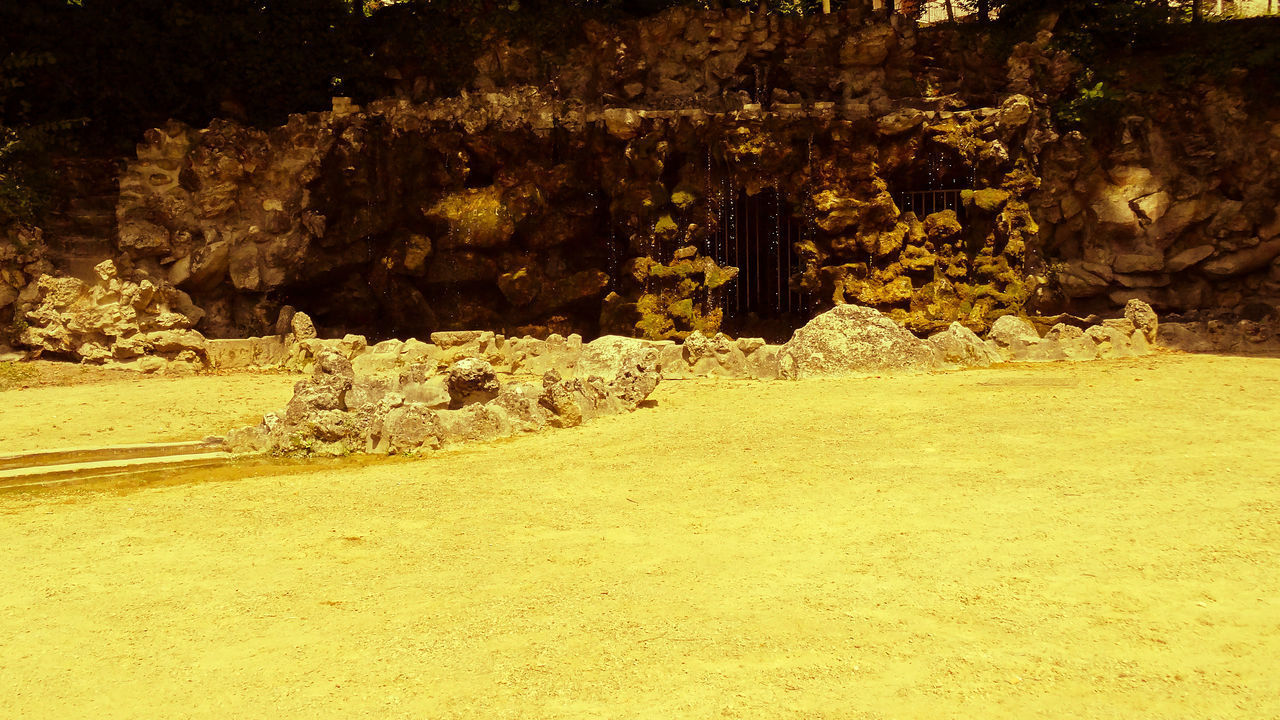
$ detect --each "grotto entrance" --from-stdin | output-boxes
[888,144,973,222]
[708,186,812,342]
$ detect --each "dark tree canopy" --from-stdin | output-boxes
[0,0,1275,160]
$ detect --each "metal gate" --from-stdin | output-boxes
[706,185,811,322]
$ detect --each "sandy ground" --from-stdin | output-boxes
[0,364,298,453]
[1,352,1278,718]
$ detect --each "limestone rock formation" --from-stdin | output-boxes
[927,322,1003,368]
[228,346,662,457]
[1124,299,1159,343]
[100,5,1054,342]
[778,304,940,379]
[987,315,1042,360]
[445,357,500,408]
[575,335,664,382]
[16,260,207,366]
[1,223,51,351]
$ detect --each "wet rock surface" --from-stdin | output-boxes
[13,6,1273,360]
[105,6,1048,342]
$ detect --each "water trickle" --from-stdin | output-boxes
[772,188,781,313]
[729,175,739,315]
[608,219,619,292]
[704,145,713,258]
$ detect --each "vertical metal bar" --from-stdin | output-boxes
[776,192,782,314]
[747,192,753,314]
[737,184,747,311]
[741,189,747,314]
[783,213,789,315]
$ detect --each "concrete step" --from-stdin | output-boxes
[52,256,115,283]
[0,440,234,491]
[46,232,112,249]
[0,452,235,491]
[0,440,227,472]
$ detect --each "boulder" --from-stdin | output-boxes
[742,343,781,380]
[1123,299,1159,343]
[988,315,1041,345]
[290,311,317,342]
[576,335,664,381]
[609,366,661,410]
[436,404,512,444]
[1043,324,1098,361]
[313,348,354,379]
[1156,322,1215,353]
[1201,238,1280,277]
[283,374,351,425]
[1084,323,1142,359]
[539,374,586,428]
[382,403,442,453]
[682,330,747,377]
[987,315,1043,362]
[927,322,1002,368]
[346,375,393,414]
[490,383,552,431]
[445,357,501,408]
[396,363,451,409]
[778,304,938,379]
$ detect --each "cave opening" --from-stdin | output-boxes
[708,185,813,342]
[888,143,973,222]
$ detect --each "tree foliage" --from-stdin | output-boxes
[1,51,75,224]
[0,0,1275,179]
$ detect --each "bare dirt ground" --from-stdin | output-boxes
[1,352,1278,718]
[0,363,298,453]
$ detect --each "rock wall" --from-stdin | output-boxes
[1034,88,1280,321]
[0,223,50,351]
[114,7,1047,344]
[226,300,1159,458]
[19,6,1273,357]
[17,259,206,366]
[919,25,1280,328]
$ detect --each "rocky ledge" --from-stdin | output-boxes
[223,299,1160,458]
[226,343,662,458]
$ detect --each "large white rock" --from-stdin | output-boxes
[927,322,1003,368]
[778,304,938,379]
[575,335,666,382]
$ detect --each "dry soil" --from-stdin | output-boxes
[1,352,1278,718]
[0,363,297,454]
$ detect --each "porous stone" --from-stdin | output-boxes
[988,315,1041,346]
[778,304,939,379]
[682,330,746,377]
[1123,299,1159,343]
[576,335,664,382]
[1043,324,1098,361]
[16,261,206,364]
[927,322,1003,367]
[446,357,500,408]
[382,403,442,453]
[290,311,317,342]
